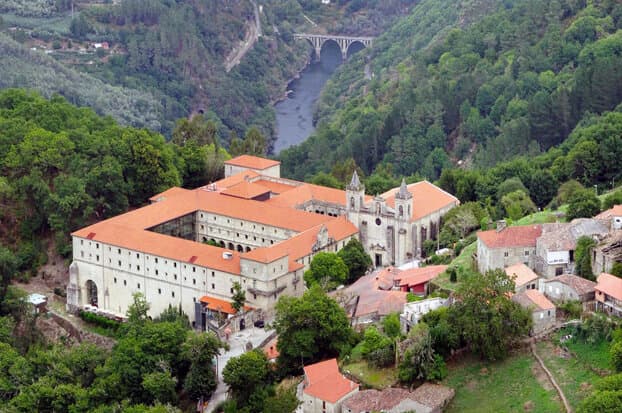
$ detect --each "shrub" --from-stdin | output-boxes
[558,300,582,319]
[79,310,121,331]
[368,345,395,368]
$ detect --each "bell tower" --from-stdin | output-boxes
[346,171,365,213]
[394,178,413,221]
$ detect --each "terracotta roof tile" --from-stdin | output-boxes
[596,272,622,301]
[336,269,408,318]
[212,170,260,189]
[395,265,447,287]
[382,181,459,221]
[596,205,622,219]
[303,359,358,403]
[220,180,271,199]
[224,155,280,170]
[545,274,596,296]
[505,263,539,288]
[149,187,190,202]
[199,295,251,314]
[263,337,279,360]
[513,290,555,311]
[477,225,542,248]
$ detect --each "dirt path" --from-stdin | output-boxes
[530,340,572,413]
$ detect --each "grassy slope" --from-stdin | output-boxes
[443,351,562,413]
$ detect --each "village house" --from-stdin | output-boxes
[341,384,455,413]
[592,205,622,275]
[595,272,622,317]
[534,219,609,277]
[543,274,596,303]
[393,265,447,296]
[335,267,408,327]
[512,290,556,335]
[476,222,542,273]
[67,155,458,327]
[302,359,359,413]
[400,297,448,333]
[505,263,539,293]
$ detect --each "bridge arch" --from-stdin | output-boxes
[346,40,367,59]
[294,33,374,61]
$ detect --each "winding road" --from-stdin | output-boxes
[225,0,262,72]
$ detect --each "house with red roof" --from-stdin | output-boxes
[394,265,447,295]
[595,272,622,317]
[505,263,539,293]
[302,359,358,413]
[512,289,556,334]
[476,221,542,273]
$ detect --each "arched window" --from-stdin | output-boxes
[350,197,355,208]
[399,205,404,217]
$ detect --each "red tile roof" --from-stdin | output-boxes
[505,263,539,288]
[382,181,459,221]
[596,205,622,219]
[395,265,447,287]
[220,181,271,200]
[513,290,555,311]
[199,295,251,314]
[212,170,260,189]
[303,359,358,403]
[224,155,280,170]
[596,272,622,302]
[149,187,190,202]
[477,225,542,248]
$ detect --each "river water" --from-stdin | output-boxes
[273,44,343,153]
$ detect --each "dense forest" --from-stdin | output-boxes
[0,89,232,270]
[0,0,416,142]
[280,0,622,181]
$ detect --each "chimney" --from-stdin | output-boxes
[496,220,507,232]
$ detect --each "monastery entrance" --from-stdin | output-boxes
[85,279,98,307]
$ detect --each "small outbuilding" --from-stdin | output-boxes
[512,290,556,335]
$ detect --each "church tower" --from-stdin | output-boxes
[346,171,365,212]
[394,178,413,221]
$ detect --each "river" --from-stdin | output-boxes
[273,43,344,153]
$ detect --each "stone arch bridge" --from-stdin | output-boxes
[294,33,374,61]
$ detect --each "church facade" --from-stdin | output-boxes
[67,156,458,324]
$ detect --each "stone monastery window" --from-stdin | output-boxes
[350,197,355,208]
[399,205,404,217]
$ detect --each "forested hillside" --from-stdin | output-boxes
[0,89,229,273]
[0,0,416,142]
[280,0,622,181]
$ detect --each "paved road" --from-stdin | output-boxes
[205,326,274,412]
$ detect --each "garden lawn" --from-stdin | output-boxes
[535,339,611,410]
[341,360,398,389]
[433,242,476,292]
[443,351,562,413]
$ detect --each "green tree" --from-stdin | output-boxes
[382,313,401,339]
[398,323,439,382]
[304,252,348,290]
[500,190,537,220]
[611,263,622,278]
[604,190,622,210]
[231,281,246,313]
[142,371,177,405]
[223,349,271,405]
[337,239,372,284]
[575,236,596,281]
[182,332,225,401]
[262,387,300,413]
[274,286,354,374]
[0,246,17,307]
[126,292,150,325]
[567,188,601,220]
[451,269,531,360]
